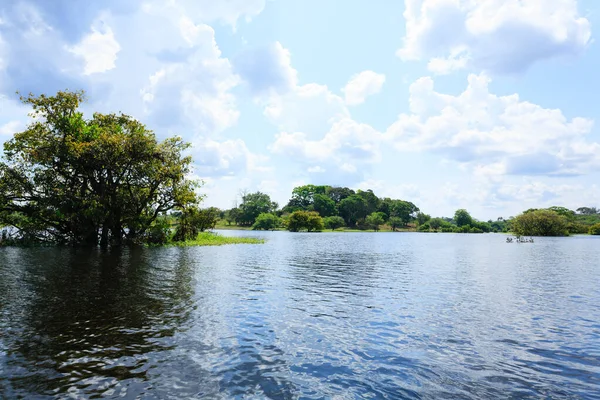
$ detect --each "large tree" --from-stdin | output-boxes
[236,191,278,226]
[511,209,568,236]
[0,90,199,246]
[338,195,368,226]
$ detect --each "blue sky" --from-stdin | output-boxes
[1,0,599,219]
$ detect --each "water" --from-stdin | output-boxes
[1,232,599,399]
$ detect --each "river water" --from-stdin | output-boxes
[1,231,599,399]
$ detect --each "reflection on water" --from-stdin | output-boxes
[1,232,600,399]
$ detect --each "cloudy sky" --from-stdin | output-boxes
[1,0,599,219]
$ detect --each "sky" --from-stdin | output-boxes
[0,0,599,220]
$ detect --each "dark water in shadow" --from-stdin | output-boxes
[1,232,599,399]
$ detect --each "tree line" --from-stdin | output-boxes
[220,187,600,236]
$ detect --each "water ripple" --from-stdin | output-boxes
[1,233,600,398]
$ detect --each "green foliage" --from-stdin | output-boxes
[224,208,239,225]
[357,189,381,215]
[416,212,431,226]
[577,207,599,215]
[0,90,199,246]
[172,206,218,242]
[365,212,386,231]
[338,195,369,226]
[417,222,431,232]
[323,216,345,230]
[589,223,600,235]
[390,200,419,225]
[285,184,329,211]
[429,217,449,231]
[470,220,491,233]
[567,222,589,234]
[326,186,355,203]
[511,209,568,236]
[313,193,337,217]
[454,225,472,233]
[252,213,281,230]
[548,206,575,219]
[454,209,473,227]
[237,192,278,226]
[287,211,324,232]
[145,215,172,244]
[164,232,264,247]
[388,217,404,231]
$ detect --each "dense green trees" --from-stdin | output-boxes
[252,213,281,230]
[287,211,324,232]
[416,212,431,226]
[235,192,278,226]
[338,195,369,226]
[366,212,385,231]
[216,183,598,237]
[454,209,473,227]
[323,216,345,230]
[589,223,600,235]
[313,194,337,217]
[0,90,199,246]
[511,209,568,236]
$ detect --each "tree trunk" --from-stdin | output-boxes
[100,223,109,248]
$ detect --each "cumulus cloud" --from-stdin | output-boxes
[233,41,297,96]
[0,0,273,183]
[342,70,386,106]
[270,118,383,185]
[264,83,350,139]
[191,137,270,178]
[387,73,599,177]
[68,18,120,75]
[398,0,592,74]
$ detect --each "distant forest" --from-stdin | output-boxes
[210,185,600,236]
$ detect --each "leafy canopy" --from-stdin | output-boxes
[0,90,199,245]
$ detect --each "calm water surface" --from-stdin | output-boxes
[1,232,599,399]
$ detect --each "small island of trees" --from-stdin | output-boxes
[0,90,260,247]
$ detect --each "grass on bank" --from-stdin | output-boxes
[163,231,264,247]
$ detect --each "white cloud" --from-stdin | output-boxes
[387,73,599,177]
[342,70,386,106]
[69,19,121,75]
[172,0,266,29]
[0,120,22,136]
[270,118,383,185]
[264,82,349,138]
[139,17,240,135]
[192,137,269,178]
[398,0,592,74]
[234,41,297,96]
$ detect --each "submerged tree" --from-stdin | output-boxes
[511,209,568,237]
[0,90,199,246]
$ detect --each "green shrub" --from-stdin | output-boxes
[589,223,600,235]
[323,216,345,230]
[145,216,172,244]
[469,227,484,234]
[418,222,431,232]
[366,212,386,231]
[567,222,589,234]
[454,225,471,233]
[252,213,281,230]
